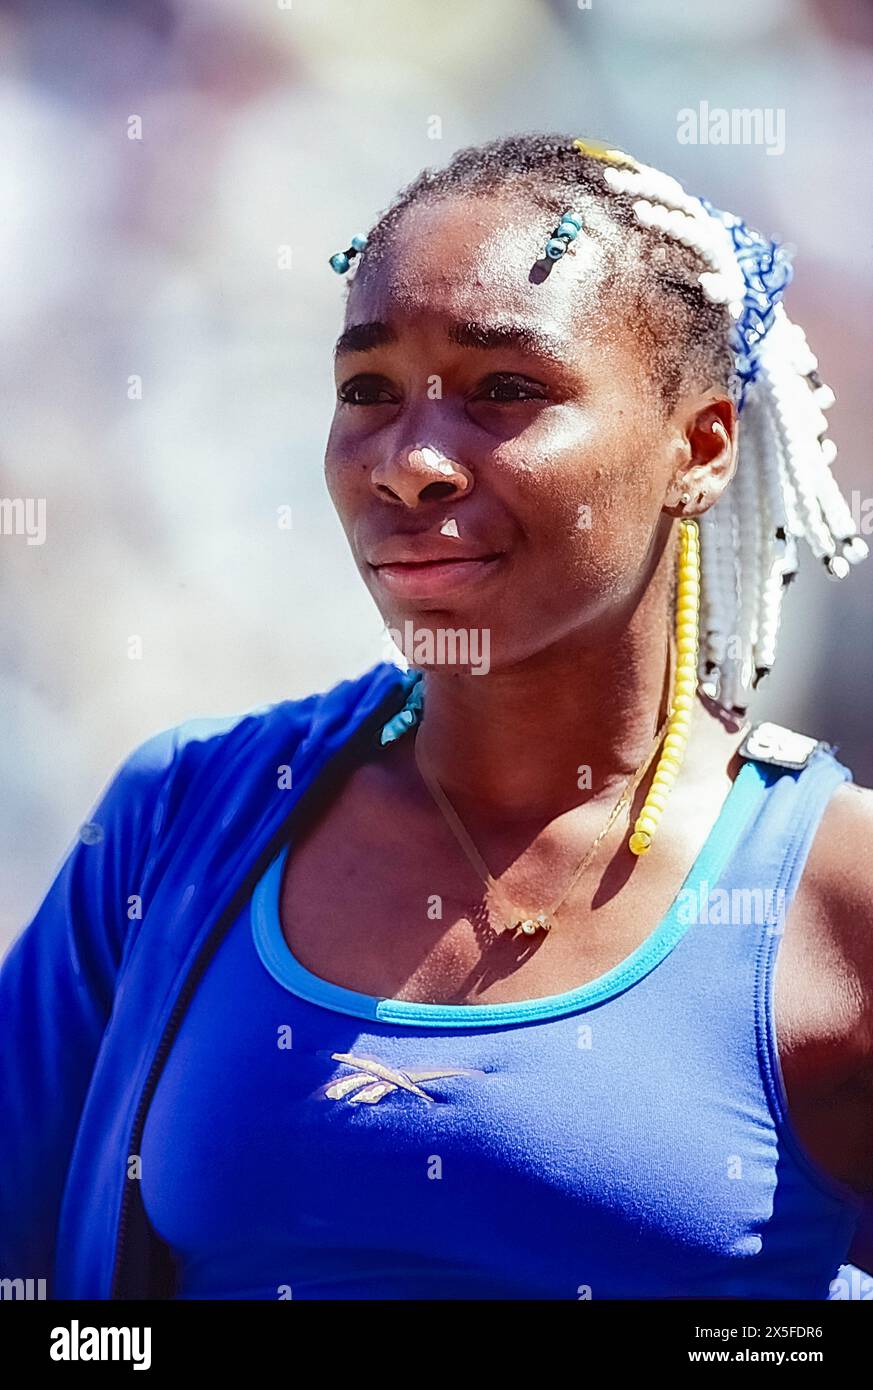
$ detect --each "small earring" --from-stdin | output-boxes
[544,211,584,261]
[680,491,691,506]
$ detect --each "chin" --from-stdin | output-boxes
[380,611,493,677]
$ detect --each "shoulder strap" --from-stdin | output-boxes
[721,726,851,922]
[738,720,835,771]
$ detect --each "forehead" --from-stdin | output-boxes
[346,191,623,351]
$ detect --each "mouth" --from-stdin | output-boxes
[369,553,505,599]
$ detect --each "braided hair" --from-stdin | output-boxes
[343,132,868,716]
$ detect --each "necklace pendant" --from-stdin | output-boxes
[514,912,552,937]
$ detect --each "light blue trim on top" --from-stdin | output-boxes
[251,758,768,1029]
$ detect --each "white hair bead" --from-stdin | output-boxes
[843,536,870,564]
[698,511,727,677]
[814,452,862,542]
[699,272,730,303]
[598,151,867,710]
[819,438,837,466]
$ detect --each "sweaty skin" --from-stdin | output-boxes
[290,192,873,1241]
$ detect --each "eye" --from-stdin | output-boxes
[337,375,398,406]
[473,374,549,403]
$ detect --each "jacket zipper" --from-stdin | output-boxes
[109,677,408,1297]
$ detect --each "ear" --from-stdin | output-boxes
[663,394,737,518]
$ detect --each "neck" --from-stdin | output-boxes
[410,571,681,823]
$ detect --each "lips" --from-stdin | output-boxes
[367,537,502,567]
[369,552,505,600]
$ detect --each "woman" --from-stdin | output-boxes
[2,133,871,1300]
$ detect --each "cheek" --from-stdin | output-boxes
[493,408,656,540]
[324,424,364,513]
[490,411,665,597]
[322,460,346,526]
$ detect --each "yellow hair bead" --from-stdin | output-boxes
[653,759,679,776]
[629,518,699,857]
[652,765,678,784]
[650,787,674,806]
[571,137,640,170]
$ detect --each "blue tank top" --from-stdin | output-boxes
[139,740,866,1298]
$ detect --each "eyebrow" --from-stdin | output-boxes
[333,318,567,361]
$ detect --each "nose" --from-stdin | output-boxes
[369,444,474,508]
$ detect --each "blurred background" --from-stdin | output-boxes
[1,0,871,946]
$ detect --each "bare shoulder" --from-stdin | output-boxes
[799,777,873,1262]
[800,778,873,1051]
[804,779,873,932]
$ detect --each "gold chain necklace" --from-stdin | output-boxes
[412,641,675,941]
[405,518,701,938]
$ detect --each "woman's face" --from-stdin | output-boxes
[325,190,704,672]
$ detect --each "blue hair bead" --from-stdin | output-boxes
[329,233,368,276]
[543,211,584,261]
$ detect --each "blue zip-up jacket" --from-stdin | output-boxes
[1,660,870,1297]
[1,662,414,1298]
